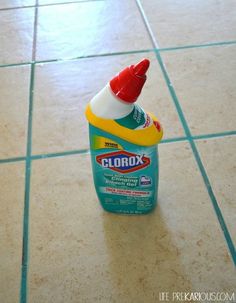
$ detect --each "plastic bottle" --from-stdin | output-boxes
[85,59,163,214]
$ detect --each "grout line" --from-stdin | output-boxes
[1,39,236,69]
[20,158,31,303]
[0,156,26,164]
[31,148,90,160]
[0,49,155,69]
[0,0,103,11]
[36,0,105,8]
[0,62,32,68]
[135,0,236,265]
[20,63,35,303]
[20,2,38,297]
[159,40,236,52]
[135,0,159,48]
[35,49,155,65]
[193,130,236,141]
[160,136,187,144]
[0,5,35,11]
[154,50,191,134]
[0,131,236,165]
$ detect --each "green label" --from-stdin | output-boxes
[115,104,147,129]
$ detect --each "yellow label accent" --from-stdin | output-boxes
[85,105,163,146]
[92,136,123,150]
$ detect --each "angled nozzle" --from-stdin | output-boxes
[109,58,150,103]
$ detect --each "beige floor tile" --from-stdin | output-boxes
[0,162,25,303]
[161,45,236,135]
[0,0,35,9]
[0,66,30,159]
[196,136,236,245]
[0,8,34,64]
[32,53,184,155]
[140,0,236,48]
[36,0,152,61]
[28,143,235,303]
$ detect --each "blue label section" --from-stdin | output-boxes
[89,124,159,214]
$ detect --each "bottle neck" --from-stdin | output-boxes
[90,84,134,119]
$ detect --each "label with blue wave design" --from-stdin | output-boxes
[89,124,159,214]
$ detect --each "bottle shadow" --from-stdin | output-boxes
[102,205,193,303]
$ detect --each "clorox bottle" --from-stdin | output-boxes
[85,59,163,214]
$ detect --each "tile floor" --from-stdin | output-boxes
[0,0,235,303]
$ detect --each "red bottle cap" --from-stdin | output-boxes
[109,58,150,103]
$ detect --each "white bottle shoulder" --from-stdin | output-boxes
[90,84,134,119]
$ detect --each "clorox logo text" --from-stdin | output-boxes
[96,151,150,173]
